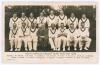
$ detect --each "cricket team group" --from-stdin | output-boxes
[9,9,91,52]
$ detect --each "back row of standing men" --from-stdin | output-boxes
[9,10,91,51]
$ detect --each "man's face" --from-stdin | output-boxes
[31,22,34,28]
[60,10,64,15]
[82,14,86,19]
[21,13,25,18]
[40,12,43,17]
[22,22,26,28]
[30,13,34,18]
[13,14,17,18]
[13,23,17,29]
[50,10,54,15]
[81,22,85,28]
[71,13,75,18]
[41,24,45,30]
[70,24,74,29]
[61,23,64,28]
[51,24,55,29]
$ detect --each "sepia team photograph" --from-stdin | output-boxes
[4,3,96,52]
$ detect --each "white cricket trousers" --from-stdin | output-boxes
[78,37,91,48]
[9,37,18,49]
[28,36,38,50]
[9,33,18,49]
[49,37,58,50]
[67,37,78,48]
[57,36,67,49]
[17,36,31,50]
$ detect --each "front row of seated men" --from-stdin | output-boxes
[49,23,91,51]
[9,21,91,51]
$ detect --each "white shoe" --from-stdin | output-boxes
[53,48,56,51]
[80,48,82,51]
[10,49,13,51]
[84,47,88,50]
[15,48,17,51]
[58,48,60,51]
[17,49,20,51]
[55,48,57,51]
[74,48,77,51]
[25,48,28,51]
[29,49,32,51]
[34,48,37,51]
[67,47,70,51]
[63,48,65,51]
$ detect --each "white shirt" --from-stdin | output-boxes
[58,15,67,26]
[78,28,89,37]
[28,17,37,27]
[18,17,30,36]
[9,17,20,36]
[67,17,78,29]
[58,27,67,37]
[67,28,78,38]
[47,15,58,27]
[37,16,46,27]
[49,28,58,38]
[79,18,90,30]
[30,27,38,36]
[23,28,30,36]
[9,17,20,30]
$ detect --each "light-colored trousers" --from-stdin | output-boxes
[9,36,18,49]
[17,36,31,50]
[67,37,78,48]
[78,37,91,48]
[57,36,67,49]
[28,36,38,50]
[49,37,58,49]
